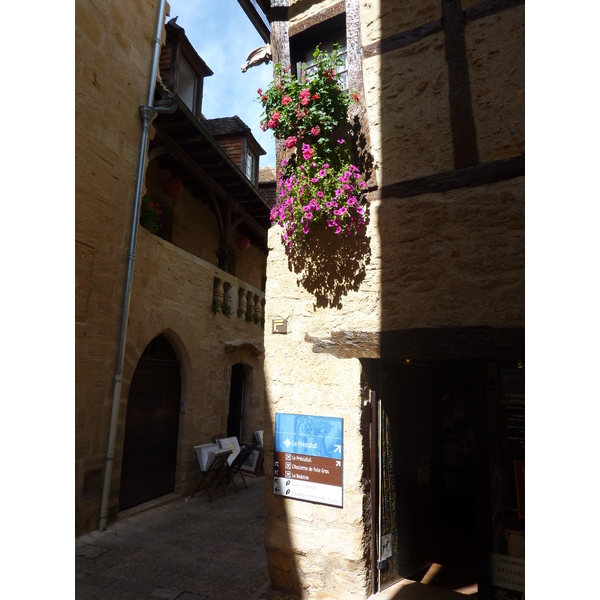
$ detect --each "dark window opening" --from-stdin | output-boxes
[290,13,347,90]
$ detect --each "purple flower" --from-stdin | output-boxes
[302,224,310,234]
[335,226,342,234]
[323,163,329,169]
[305,211,313,220]
[317,191,324,198]
[337,139,344,144]
[335,188,344,197]
[311,177,319,183]
[347,197,356,207]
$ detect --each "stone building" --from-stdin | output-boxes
[76,2,271,535]
[242,0,525,598]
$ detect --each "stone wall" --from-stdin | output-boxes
[105,228,266,526]
[262,0,524,597]
[76,0,161,536]
[145,161,267,290]
[75,0,269,535]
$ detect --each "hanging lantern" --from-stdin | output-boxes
[236,235,251,251]
[163,177,184,198]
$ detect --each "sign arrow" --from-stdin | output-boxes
[334,445,341,453]
[336,460,341,467]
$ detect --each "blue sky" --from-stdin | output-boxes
[167,0,276,167]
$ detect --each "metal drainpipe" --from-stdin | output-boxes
[98,0,176,531]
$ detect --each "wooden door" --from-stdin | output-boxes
[119,337,181,511]
[378,360,432,588]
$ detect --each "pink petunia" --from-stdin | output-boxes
[285,136,297,148]
[282,95,292,105]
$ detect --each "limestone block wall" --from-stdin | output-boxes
[465,6,525,161]
[362,33,454,185]
[264,226,373,598]
[262,0,524,597]
[146,163,267,290]
[377,178,525,330]
[95,228,267,530]
[75,0,161,535]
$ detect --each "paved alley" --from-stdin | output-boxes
[75,475,294,600]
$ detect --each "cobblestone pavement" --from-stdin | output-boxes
[76,475,297,600]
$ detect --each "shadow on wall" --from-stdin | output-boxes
[286,222,371,310]
[285,115,375,311]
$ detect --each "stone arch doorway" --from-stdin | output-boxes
[119,334,181,511]
[227,363,253,441]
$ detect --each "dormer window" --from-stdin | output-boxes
[159,21,213,119]
[246,150,256,185]
[178,58,197,113]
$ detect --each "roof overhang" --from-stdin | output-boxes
[149,97,271,252]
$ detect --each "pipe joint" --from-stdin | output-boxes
[139,105,158,127]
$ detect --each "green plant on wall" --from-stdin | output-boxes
[140,192,163,234]
[217,242,241,265]
[210,299,221,314]
[221,301,233,316]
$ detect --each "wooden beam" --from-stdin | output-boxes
[229,196,268,242]
[148,146,168,162]
[373,155,524,200]
[207,188,225,241]
[305,327,525,361]
[465,0,525,23]
[153,124,228,200]
[362,20,442,58]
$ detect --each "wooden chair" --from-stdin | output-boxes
[191,448,232,502]
[225,441,259,493]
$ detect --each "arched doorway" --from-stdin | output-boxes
[227,363,253,441]
[119,335,181,511]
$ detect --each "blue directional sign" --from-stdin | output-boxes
[273,413,343,507]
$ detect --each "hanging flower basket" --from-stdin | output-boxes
[140,191,163,235]
[258,44,367,250]
[216,242,241,272]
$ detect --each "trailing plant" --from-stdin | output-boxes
[237,306,245,318]
[217,242,241,265]
[258,45,367,250]
[245,311,253,322]
[210,299,221,314]
[221,301,233,317]
[140,192,163,234]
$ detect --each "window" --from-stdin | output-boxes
[291,13,348,90]
[178,57,197,113]
[246,150,256,185]
[296,40,348,90]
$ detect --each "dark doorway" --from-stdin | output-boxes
[367,358,486,596]
[227,363,246,439]
[119,335,181,511]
